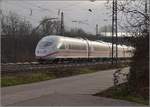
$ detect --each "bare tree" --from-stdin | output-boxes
[32,17,60,36]
[1,11,32,36]
[117,0,149,36]
[1,12,40,63]
[107,0,150,98]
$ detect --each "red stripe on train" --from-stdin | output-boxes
[43,51,59,57]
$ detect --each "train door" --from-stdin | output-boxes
[85,40,90,59]
[123,47,125,58]
[84,39,90,58]
[63,39,69,58]
[107,43,111,57]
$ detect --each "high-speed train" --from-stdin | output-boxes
[35,35,134,63]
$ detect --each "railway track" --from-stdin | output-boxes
[1,60,129,74]
[1,61,112,73]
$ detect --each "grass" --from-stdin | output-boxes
[1,68,94,87]
[1,72,56,87]
[94,83,149,105]
[1,63,128,87]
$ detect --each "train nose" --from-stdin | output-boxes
[37,50,47,54]
[35,49,48,57]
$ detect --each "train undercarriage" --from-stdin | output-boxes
[38,57,131,64]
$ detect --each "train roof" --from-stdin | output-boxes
[41,35,134,49]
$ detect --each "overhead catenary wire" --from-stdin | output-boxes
[2,1,111,34]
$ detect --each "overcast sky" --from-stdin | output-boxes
[1,0,114,34]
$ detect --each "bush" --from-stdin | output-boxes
[129,31,149,99]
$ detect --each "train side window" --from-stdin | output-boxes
[94,46,100,51]
[68,43,86,50]
[59,43,65,49]
[81,44,86,50]
[68,44,72,49]
[96,46,108,51]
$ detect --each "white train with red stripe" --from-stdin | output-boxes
[35,35,134,63]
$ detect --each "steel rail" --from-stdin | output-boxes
[1,60,130,74]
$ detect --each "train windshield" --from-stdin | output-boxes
[38,41,53,48]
